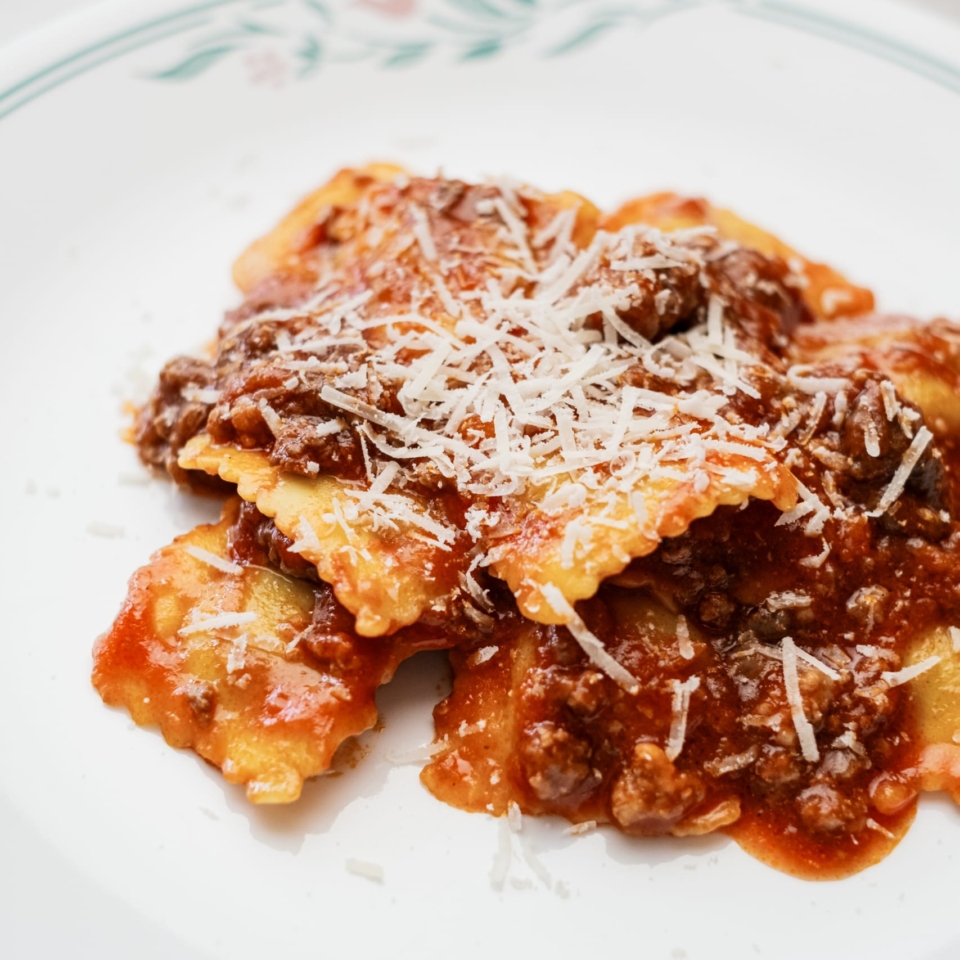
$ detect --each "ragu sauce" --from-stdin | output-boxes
[94,167,960,878]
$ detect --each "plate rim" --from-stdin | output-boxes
[3,1,960,958]
[2,0,960,126]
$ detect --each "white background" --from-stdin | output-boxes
[2,1,960,958]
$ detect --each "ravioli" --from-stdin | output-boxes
[601,191,875,320]
[101,166,960,880]
[147,169,821,631]
[895,625,960,806]
[425,499,959,878]
[231,163,406,294]
[423,590,721,829]
[488,444,798,624]
[790,313,960,439]
[178,435,467,636]
[92,498,454,802]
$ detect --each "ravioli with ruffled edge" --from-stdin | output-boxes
[97,165,960,878]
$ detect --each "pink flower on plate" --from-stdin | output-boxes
[355,0,417,18]
[243,49,290,88]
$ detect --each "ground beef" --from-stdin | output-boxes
[520,720,597,803]
[705,245,811,342]
[227,499,319,582]
[611,743,706,834]
[134,355,225,491]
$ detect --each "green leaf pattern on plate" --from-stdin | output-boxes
[152,44,239,81]
[145,0,714,83]
[130,0,960,96]
[4,0,955,118]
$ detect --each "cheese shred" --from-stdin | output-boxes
[781,637,820,763]
[665,676,701,761]
[881,655,941,688]
[541,583,639,693]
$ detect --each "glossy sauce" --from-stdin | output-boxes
[93,499,456,802]
[423,499,960,878]
[106,169,960,877]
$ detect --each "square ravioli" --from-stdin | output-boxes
[99,166,960,878]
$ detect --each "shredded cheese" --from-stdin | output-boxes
[564,821,597,836]
[519,835,553,888]
[795,648,841,682]
[489,818,513,891]
[781,637,820,762]
[765,591,812,611]
[386,742,445,765]
[179,611,257,636]
[345,858,385,883]
[787,366,849,395]
[225,633,248,674]
[468,645,499,666]
[868,426,933,518]
[704,746,759,777]
[676,615,694,660]
[541,583,639,693]
[799,540,831,569]
[881,655,941,688]
[184,544,242,575]
[289,516,324,556]
[665,675,701,761]
[409,204,437,261]
[865,817,896,840]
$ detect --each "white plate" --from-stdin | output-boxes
[2,1,960,956]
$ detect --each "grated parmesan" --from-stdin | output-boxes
[665,676,701,761]
[676,615,694,660]
[795,648,841,682]
[881,655,941,688]
[468,645,499,666]
[868,426,933,518]
[345,858,385,883]
[489,818,513,891]
[519,835,553,888]
[386,742,445,765]
[225,633,248,674]
[541,583,639,693]
[179,610,257,636]
[564,820,597,836]
[865,817,896,840]
[409,204,437,261]
[799,540,831,569]
[765,591,812,611]
[184,544,242,575]
[781,637,820,762]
